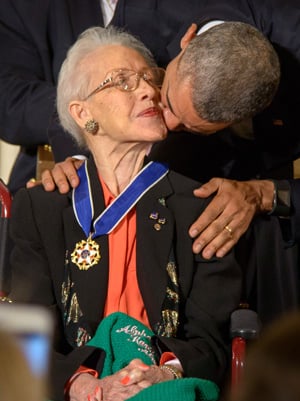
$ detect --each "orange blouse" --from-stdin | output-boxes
[101,177,150,328]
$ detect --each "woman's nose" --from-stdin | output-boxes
[137,78,160,100]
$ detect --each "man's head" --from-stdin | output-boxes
[161,22,280,133]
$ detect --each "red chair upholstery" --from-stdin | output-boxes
[0,179,12,296]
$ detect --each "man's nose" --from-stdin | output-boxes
[163,108,182,131]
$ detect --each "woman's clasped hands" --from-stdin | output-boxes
[69,359,174,401]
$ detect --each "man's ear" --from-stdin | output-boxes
[69,101,91,130]
[180,23,198,50]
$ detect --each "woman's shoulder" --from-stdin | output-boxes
[13,185,71,212]
[167,169,203,193]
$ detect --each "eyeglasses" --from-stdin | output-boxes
[84,67,165,100]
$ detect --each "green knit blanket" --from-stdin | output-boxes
[88,312,219,401]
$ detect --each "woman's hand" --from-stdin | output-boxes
[68,359,171,401]
[117,359,174,388]
[68,371,143,401]
[69,373,102,401]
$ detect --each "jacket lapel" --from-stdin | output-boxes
[62,159,109,336]
[136,174,174,329]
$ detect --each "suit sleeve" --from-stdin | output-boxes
[0,0,81,160]
[0,1,51,146]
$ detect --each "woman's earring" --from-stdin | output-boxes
[85,119,99,135]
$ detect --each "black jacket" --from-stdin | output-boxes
[9,158,241,400]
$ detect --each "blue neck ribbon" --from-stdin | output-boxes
[72,161,168,239]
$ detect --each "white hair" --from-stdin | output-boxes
[57,26,157,147]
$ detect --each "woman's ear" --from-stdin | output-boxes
[180,23,198,50]
[69,101,90,130]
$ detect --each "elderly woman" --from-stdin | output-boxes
[9,26,241,401]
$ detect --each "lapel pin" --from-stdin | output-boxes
[149,212,167,231]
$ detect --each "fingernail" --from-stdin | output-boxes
[139,362,150,369]
[193,243,202,254]
[202,249,213,259]
[190,229,198,238]
[94,386,101,395]
[121,376,130,385]
[216,249,225,258]
[94,386,101,399]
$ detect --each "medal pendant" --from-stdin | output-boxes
[71,237,101,270]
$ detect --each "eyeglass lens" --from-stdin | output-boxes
[113,68,165,91]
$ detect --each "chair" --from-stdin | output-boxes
[0,179,12,296]
[230,306,261,390]
[0,145,53,295]
[36,144,55,180]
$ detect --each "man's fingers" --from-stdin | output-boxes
[191,205,253,257]
[190,178,261,258]
[40,169,56,191]
[200,225,240,259]
[193,178,224,198]
[40,157,83,193]
[192,210,252,258]
[54,157,82,189]
[42,166,69,193]
[189,199,224,240]
[26,177,41,188]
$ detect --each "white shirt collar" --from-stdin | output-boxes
[197,20,224,35]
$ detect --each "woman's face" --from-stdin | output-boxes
[81,45,167,144]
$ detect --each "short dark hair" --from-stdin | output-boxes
[178,22,280,123]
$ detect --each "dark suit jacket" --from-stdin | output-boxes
[0,0,300,193]
[9,158,241,400]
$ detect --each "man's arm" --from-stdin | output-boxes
[0,1,51,146]
[34,159,280,259]
[0,0,82,161]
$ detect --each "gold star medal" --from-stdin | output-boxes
[72,160,168,271]
[71,236,100,270]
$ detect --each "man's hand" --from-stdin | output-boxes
[27,157,84,193]
[189,178,275,259]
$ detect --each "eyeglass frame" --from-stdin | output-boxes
[83,67,165,100]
